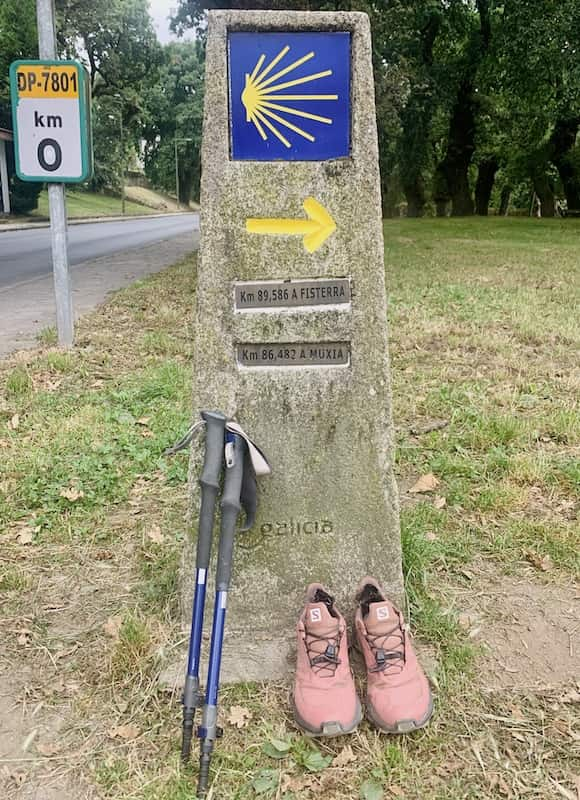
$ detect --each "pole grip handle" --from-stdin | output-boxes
[196,411,226,568]
[216,434,244,590]
[200,411,227,488]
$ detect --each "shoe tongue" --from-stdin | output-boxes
[365,599,399,636]
[304,602,339,638]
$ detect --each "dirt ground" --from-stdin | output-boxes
[1,218,578,799]
[1,509,578,800]
[451,562,579,691]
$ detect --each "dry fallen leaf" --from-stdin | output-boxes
[36,741,61,756]
[9,413,20,430]
[146,525,165,545]
[17,629,32,646]
[409,473,440,493]
[15,527,35,545]
[509,705,525,720]
[333,744,357,767]
[561,690,580,705]
[280,774,317,793]
[136,417,150,426]
[9,770,26,786]
[103,616,122,639]
[552,719,570,737]
[458,613,477,629]
[107,724,140,741]
[95,549,114,561]
[433,495,447,509]
[525,550,553,572]
[227,705,252,728]
[59,486,84,502]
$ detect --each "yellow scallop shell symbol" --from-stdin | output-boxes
[241,46,338,148]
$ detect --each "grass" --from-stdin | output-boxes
[0,217,578,799]
[387,217,579,579]
[35,187,157,218]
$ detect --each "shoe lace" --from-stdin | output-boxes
[305,630,342,676]
[366,624,406,674]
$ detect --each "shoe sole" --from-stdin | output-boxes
[366,692,434,734]
[292,696,363,738]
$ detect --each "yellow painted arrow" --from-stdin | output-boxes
[246,197,336,253]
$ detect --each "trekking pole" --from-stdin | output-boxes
[196,431,245,798]
[181,411,227,764]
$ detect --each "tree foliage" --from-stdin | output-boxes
[0,0,42,213]
[1,0,579,216]
[170,0,580,216]
[142,42,205,203]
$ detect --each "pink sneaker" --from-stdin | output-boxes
[355,577,433,733]
[293,584,362,736]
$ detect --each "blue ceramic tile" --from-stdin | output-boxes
[229,31,351,161]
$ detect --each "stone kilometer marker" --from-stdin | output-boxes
[183,10,403,681]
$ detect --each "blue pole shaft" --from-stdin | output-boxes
[197,433,244,797]
[205,591,228,708]
[187,568,208,677]
[181,411,226,765]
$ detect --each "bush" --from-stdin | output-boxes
[4,135,42,214]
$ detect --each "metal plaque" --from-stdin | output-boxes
[235,278,351,310]
[237,342,350,368]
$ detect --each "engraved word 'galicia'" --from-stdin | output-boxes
[261,519,334,536]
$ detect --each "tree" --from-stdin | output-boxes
[368,0,444,217]
[494,0,580,215]
[142,41,205,204]
[56,0,162,193]
[0,0,43,213]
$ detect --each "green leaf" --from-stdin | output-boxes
[301,749,333,772]
[360,779,384,800]
[262,736,292,759]
[252,768,279,795]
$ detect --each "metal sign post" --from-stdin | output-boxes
[37,0,73,346]
[10,0,93,346]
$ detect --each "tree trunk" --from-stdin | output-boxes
[179,165,194,205]
[551,117,580,215]
[475,157,499,215]
[439,81,476,216]
[398,95,430,218]
[397,11,441,220]
[499,185,511,216]
[532,171,555,217]
[433,163,450,217]
[449,167,474,215]
[381,176,397,218]
[403,177,426,218]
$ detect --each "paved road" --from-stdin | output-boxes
[0,213,199,289]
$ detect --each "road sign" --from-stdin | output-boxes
[229,31,350,161]
[10,60,92,183]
